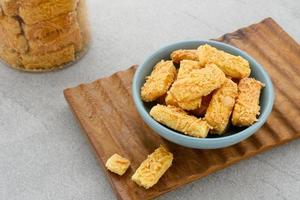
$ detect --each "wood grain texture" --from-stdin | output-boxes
[64,18,300,200]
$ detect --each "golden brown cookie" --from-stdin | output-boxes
[132,146,173,189]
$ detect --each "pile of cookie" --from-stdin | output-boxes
[106,45,265,189]
[141,44,264,138]
[0,0,90,71]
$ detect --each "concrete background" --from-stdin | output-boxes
[0,0,299,199]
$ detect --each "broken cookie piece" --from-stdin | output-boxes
[105,154,131,176]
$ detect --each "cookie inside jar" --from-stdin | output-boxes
[0,0,90,72]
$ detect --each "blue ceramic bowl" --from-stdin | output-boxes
[132,40,274,149]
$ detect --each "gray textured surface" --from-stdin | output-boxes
[1,0,300,199]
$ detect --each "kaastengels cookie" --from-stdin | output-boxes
[105,154,130,176]
[141,60,177,102]
[132,146,173,189]
[232,78,264,126]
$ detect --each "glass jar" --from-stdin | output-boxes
[0,0,90,72]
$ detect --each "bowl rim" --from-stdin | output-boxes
[132,40,274,143]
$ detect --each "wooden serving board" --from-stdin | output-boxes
[64,18,300,200]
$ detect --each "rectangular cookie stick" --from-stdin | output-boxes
[197,44,251,79]
[167,63,226,110]
[165,60,203,110]
[205,79,238,134]
[170,49,198,64]
[132,145,173,189]
[141,60,177,102]
[232,78,264,126]
[150,104,210,138]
